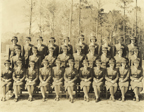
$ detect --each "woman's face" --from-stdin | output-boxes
[32,50,37,55]
[79,38,84,43]
[118,50,123,56]
[26,39,30,44]
[131,39,135,44]
[102,50,107,55]
[121,62,126,67]
[96,63,101,68]
[83,62,88,68]
[134,50,138,55]
[91,39,95,44]
[44,63,48,67]
[5,63,10,68]
[69,62,74,68]
[49,50,54,54]
[15,50,21,55]
[77,49,81,54]
[30,63,35,68]
[63,49,67,54]
[134,62,139,68]
[56,62,60,67]
[12,40,17,44]
[110,63,115,68]
[90,49,95,54]
[50,40,54,45]
[17,62,22,67]
[118,39,123,44]
[37,39,42,44]
[64,39,69,44]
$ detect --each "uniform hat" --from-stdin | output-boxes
[26,37,31,41]
[130,36,136,40]
[4,60,11,65]
[133,58,140,63]
[68,59,74,63]
[37,36,43,41]
[102,47,108,51]
[109,58,115,64]
[11,36,18,42]
[16,59,23,64]
[96,59,101,64]
[90,36,97,42]
[49,37,56,42]
[63,37,70,42]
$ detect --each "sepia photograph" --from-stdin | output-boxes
[0,0,144,112]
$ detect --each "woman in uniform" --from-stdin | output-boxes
[60,37,73,55]
[79,59,92,102]
[114,36,127,57]
[44,47,56,68]
[1,60,13,101]
[39,59,52,101]
[11,46,25,69]
[73,45,85,71]
[13,59,25,102]
[8,36,21,60]
[86,45,99,69]
[25,61,38,101]
[127,36,137,58]
[100,37,113,57]
[52,59,64,101]
[130,46,141,67]
[57,45,72,68]
[105,58,119,102]
[36,37,48,60]
[88,36,99,55]
[75,35,88,55]
[93,59,104,102]
[114,47,126,69]
[64,59,78,103]
[22,37,33,69]
[118,58,130,102]
[29,46,41,73]
[100,47,111,69]
[48,37,59,57]
[130,58,143,102]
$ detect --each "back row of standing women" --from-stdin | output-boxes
[1,35,143,103]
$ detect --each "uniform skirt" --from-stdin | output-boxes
[130,81,143,90]
[64,81,75,91]
[105,81,117,90]
[1,81,12,87]
[80,81,91,89]
[52,80,63,89]
[13,81,24,89]
[119,80,129,89]
[25,81,36,89]
[92,81,103,88]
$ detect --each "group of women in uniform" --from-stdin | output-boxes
[1,35,143,103]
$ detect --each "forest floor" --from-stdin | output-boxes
[0,53,144,112]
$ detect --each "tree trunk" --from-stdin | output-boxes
[29,0,33,36]
[69,0,73,38]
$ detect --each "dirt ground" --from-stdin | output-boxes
[0,53,144,112]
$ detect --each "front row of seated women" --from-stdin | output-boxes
[1,58,143,103]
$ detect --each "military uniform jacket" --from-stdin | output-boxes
[60,44,73,55]
[13,67,25,80]
[1,68,13,80]
[22,44,33,60]
[57,54,72,68]
[11,56,25,69]
[75,43,88,55]
[114,44,127,57]
[106,68,118,80]
[39,67,52,81]
[114,55,126,68]
[130,66,143,79]
[100,54,110,68]
[130,54,141,67]
[73,53,85,69]
[93,67,104,79]
[52,67,64,80]
[48,44,59,57]
[26,68,37,80]
[127,44,137,57]
[64,68,78,80]
[118,67,129,80]
[29,55,41,69]
[79,67,92,79]
[44,54,56,67]
[8,44,21,60]
[100,44,113,57]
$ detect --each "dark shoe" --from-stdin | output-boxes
[43,98,46,102]
[87,97,89,102]
[84,95,86,101]
[111,97,115,102]
[30,97,33,102]
[119,97,122,101]
[1,97,3,101]
[95,98,99,103]
[122,97,125,102]
[71,98,74,103]
[133,97,136,101]
[109,96,112,100]
[14,98,18,102]
[28,97,30,101]
[136,98,139,102]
